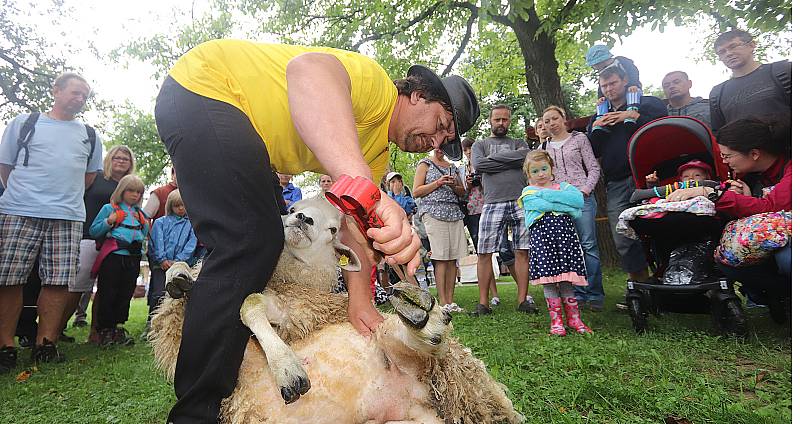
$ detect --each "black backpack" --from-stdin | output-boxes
[15,112,96,167]
[709,60,792,130]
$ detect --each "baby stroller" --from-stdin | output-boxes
[623,116,747,336]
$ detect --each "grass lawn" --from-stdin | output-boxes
[0,269,791,423]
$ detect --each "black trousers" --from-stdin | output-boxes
[155,76,284,424]
[95,253,140,330]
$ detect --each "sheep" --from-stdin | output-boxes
[150,195,524,424]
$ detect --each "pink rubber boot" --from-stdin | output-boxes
[546,298,566,336]
[564,297,593,334]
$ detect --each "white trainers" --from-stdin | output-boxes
[490,297,501,306]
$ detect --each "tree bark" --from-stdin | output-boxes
[507,14,565,116]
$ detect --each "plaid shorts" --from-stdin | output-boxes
[0,214,82,287]
[477,201,529,254]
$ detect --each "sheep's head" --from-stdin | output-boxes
[283,195,361,272]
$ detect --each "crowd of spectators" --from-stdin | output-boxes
[0,28,791,374]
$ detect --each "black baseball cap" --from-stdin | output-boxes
[406,65,479,161]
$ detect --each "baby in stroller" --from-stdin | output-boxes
[618,116,746,335]
[645,159,713,188]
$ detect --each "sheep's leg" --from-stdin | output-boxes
[165,261,196,299]
[240,292,311,404]
[386,282,452,359]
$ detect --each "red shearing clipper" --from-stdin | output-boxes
[325,175,419,286]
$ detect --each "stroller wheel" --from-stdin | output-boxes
[628,297,648,334]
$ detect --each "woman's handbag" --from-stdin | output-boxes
[714,211,792,267]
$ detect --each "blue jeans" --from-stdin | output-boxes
[572,193,604,303]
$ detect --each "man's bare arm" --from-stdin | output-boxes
[286,53,372,181]
[0,164,11,189]
[85,172,97,189]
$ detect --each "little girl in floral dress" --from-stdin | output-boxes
[518,150,592,335]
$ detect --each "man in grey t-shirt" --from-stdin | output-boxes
[662,71,711,126]
[710,29,791,133]
[0,72,103,373]
[470,104,537,316]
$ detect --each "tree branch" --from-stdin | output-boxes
[352,2,443,50]
[550,0,578,28]
[442,9,477,76]
[0,50,55,78]
[451,1,512,27]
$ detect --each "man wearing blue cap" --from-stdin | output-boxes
[585,44,641,96]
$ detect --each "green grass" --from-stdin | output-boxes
[0,269,791,423]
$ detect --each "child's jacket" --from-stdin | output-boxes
[518,182,584,227]
[90,203,149,255]
[150,214,198,264]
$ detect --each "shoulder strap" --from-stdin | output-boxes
[16,112,40,167]
[84,125,96,166]
[709,82,726,128]
[769,61,791,104]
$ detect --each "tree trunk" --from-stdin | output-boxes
[508,14,565,116]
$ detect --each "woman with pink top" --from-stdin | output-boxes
[542,105,604,311]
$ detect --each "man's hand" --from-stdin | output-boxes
[367,191,421,271]
[160,260,173,271]
[596,111,627,126]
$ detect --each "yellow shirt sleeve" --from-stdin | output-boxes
[168,39,396,184]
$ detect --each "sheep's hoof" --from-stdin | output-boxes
[390,282,434,329]
[280,374,311,404]
[165,272,193,299]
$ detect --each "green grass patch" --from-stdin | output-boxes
[1,269,791,423]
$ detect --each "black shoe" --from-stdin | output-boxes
[31,338,65,364]
[517,299,539,314]
[589,300,604,312]
[72,320,88,328]
[112,328,134,346]
[17,335,33,349]
[0,346,18,374]
[470,303,492,317]
[59,332,75,343]
[98,329,116,347]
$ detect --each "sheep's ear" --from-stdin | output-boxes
[333,240,361,272]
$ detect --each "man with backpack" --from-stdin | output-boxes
[710,29,791,133]
[0,72,103,373]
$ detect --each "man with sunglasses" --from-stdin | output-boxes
[710,29,792,133]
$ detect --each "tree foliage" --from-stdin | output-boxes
[0,0,71,120]
[236,0,791,118]
[107,103,169,187]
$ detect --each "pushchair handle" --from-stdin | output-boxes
[630,180,719,204]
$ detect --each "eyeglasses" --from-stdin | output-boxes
[720,152,740,160]
[112,156,131,163]
[715,41,750,56]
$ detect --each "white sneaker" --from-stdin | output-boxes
[526,295,533,303]
[449,303,464,313]
[442,303,452,313]
[490,297,501,306]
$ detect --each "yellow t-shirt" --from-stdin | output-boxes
[168,39,396,183]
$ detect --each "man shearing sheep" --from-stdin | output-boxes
[154,39,479,423]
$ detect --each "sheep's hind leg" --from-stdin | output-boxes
[240,292,311,404]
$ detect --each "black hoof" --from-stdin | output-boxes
[280,376,311,404]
